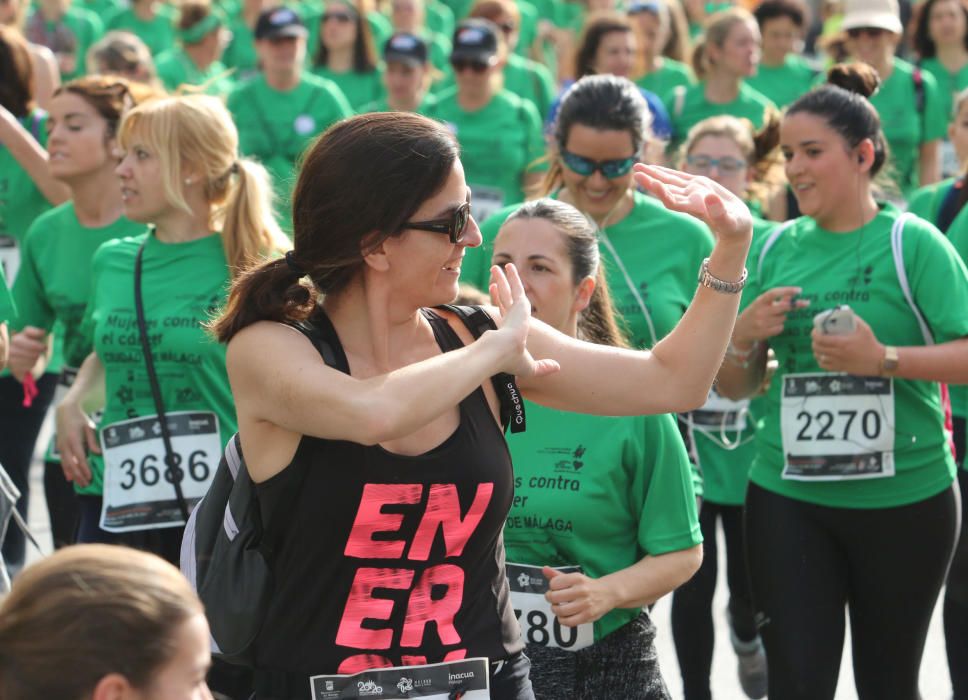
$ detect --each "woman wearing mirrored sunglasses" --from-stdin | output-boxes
[208,109,754,699]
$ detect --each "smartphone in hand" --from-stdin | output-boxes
[813,305,856,335]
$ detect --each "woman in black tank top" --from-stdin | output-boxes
[212,109,754,700]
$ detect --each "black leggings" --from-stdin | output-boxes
[745,481,959,700]
[670,501,757,700]
[945,416,968,698]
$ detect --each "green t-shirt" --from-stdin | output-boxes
[504,53,556,120]
[425,0,455,38]
[0,265,13,323]
[221,15,259,79]
[919,56,968,123]
[906,177,957,222]
[227,73,352,227]
[76,0,122,21]
[426,87,544,220]
[743,204,968,507]
[871,58,948,197]
[0,110,52,275]
[635,58,695,103]
[80,232,237,496]
[356,93,437,114]
[26,7,104,80]
[105,4,176,56]
[504,404,701,640]
[746,54,819,109]
[155,48,235,96]
[311,65,385,110]
[665,82,776,148]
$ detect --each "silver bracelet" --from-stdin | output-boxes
[698,258,747,294]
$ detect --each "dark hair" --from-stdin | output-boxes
[538,75,650,196]
[211,112,459,342]
[659,0,692,63]
[54,75,138,139]
[753,0,808,29]
[574,11,633,79]
[314,0,378,73]
[178,1,214,31]
[0,25,34,117]
[911,0,968,59]
[786,63,888,177]
[503,199,628,347]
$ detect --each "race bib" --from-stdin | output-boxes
[780,373,895,481]
[310,658,490,699]
[506,562,594,651]
[469,185,504,223]
[0,235,20,283]
[692,388,749,433]
[941,139,961,179]
[99,411,219,532]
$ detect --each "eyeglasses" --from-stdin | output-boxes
[846,26,887,39]
[560,149,637,178]
[402,201,471,244]
[450,57,492,73]
[322,11,355,23]
[686,154,747,174]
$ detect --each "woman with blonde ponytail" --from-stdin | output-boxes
[55,93,288,563]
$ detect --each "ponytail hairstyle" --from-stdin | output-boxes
[503,199,628,347]
[210,111,460,343]
[539,74,651,196]
[691,7,756,80]
[680,112,784,210]
[0,25,34,117]
[573,11,634,79]
[786,63,889,179]
[117,94,289,278]
[0,545,205,700]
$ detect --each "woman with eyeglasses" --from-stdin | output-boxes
[911,0,968,179]
[629,0,696,102]
[155,0,233,96]
[426,18,544,223]
[203,104,753,699]
[671,114,784,700]
[311,0,385,110]
[841,0,946,196]
[717,63,968,700]
[493,198,702,700]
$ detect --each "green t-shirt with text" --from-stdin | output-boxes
[12,203,143,368]
[743,204,968,507]
[746,54,818,109]
[635,58,694,104]
[426,88,544,221]
[665,82,775,148]
[80,232,237,496]
[105,4,176,56]
[504,404,701,640]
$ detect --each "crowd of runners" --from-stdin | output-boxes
[0,0,967,697]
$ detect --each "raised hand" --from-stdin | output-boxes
[488,263,560,379]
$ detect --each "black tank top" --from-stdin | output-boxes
[254,308,523,677]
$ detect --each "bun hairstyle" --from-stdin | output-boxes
[211,112,460,343]
[786,62,889,177]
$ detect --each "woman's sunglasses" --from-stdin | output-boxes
[402,201,471,244]
[846,26,887,39]
[560,149,637,178]
[450,57,492,73]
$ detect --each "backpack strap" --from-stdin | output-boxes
[935,178,965,234]
[913,65,926,115]
[890,212,934,345]
[287,309,344,371]
[437,304,526,434]
[673,85,686,120]
[756,219,797,280]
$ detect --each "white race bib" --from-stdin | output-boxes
[310,657,490,699]
[780,373,895,481]
[506,562,594,651]
[692,388,749,433]
[99,411,219,532]
[469,185,504,223]
[0,235,20,284]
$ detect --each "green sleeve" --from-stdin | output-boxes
[906,180,949,221]
[921,70,948,144]
[627,413,702,556]
[904,217,968,343]
[325,80,354,120]
[531,61,556,120]
[0,266,14,323]
[10,225,54,333]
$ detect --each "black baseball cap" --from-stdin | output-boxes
[383,32,429,66]
[254,7,308,40]
[451,19,499,62]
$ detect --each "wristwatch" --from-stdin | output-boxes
[880,345,899,376]
[698,258,747,294]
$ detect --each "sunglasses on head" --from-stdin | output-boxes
[322,11,354,23]
[450,57,491,73]
[560,149,637,178]
[686,154,747,174]
[847,26,887,38]
[402,201,471,244]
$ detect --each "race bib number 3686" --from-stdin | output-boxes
[780,373,895,481]
[100,411,220,532]
[506,563,593,651]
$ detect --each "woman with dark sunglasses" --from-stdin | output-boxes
[311,0,385,110]
[426,18,545,223]
[207,109,753,699]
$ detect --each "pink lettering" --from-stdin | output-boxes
[344,484,422,559]
[337,654,393,675]
[335,567,414,650]
[400,564,465,647]
[408,484,494,561]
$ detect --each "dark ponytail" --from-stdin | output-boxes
[211,112,460,343]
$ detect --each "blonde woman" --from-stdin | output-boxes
[56,94,289,563]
